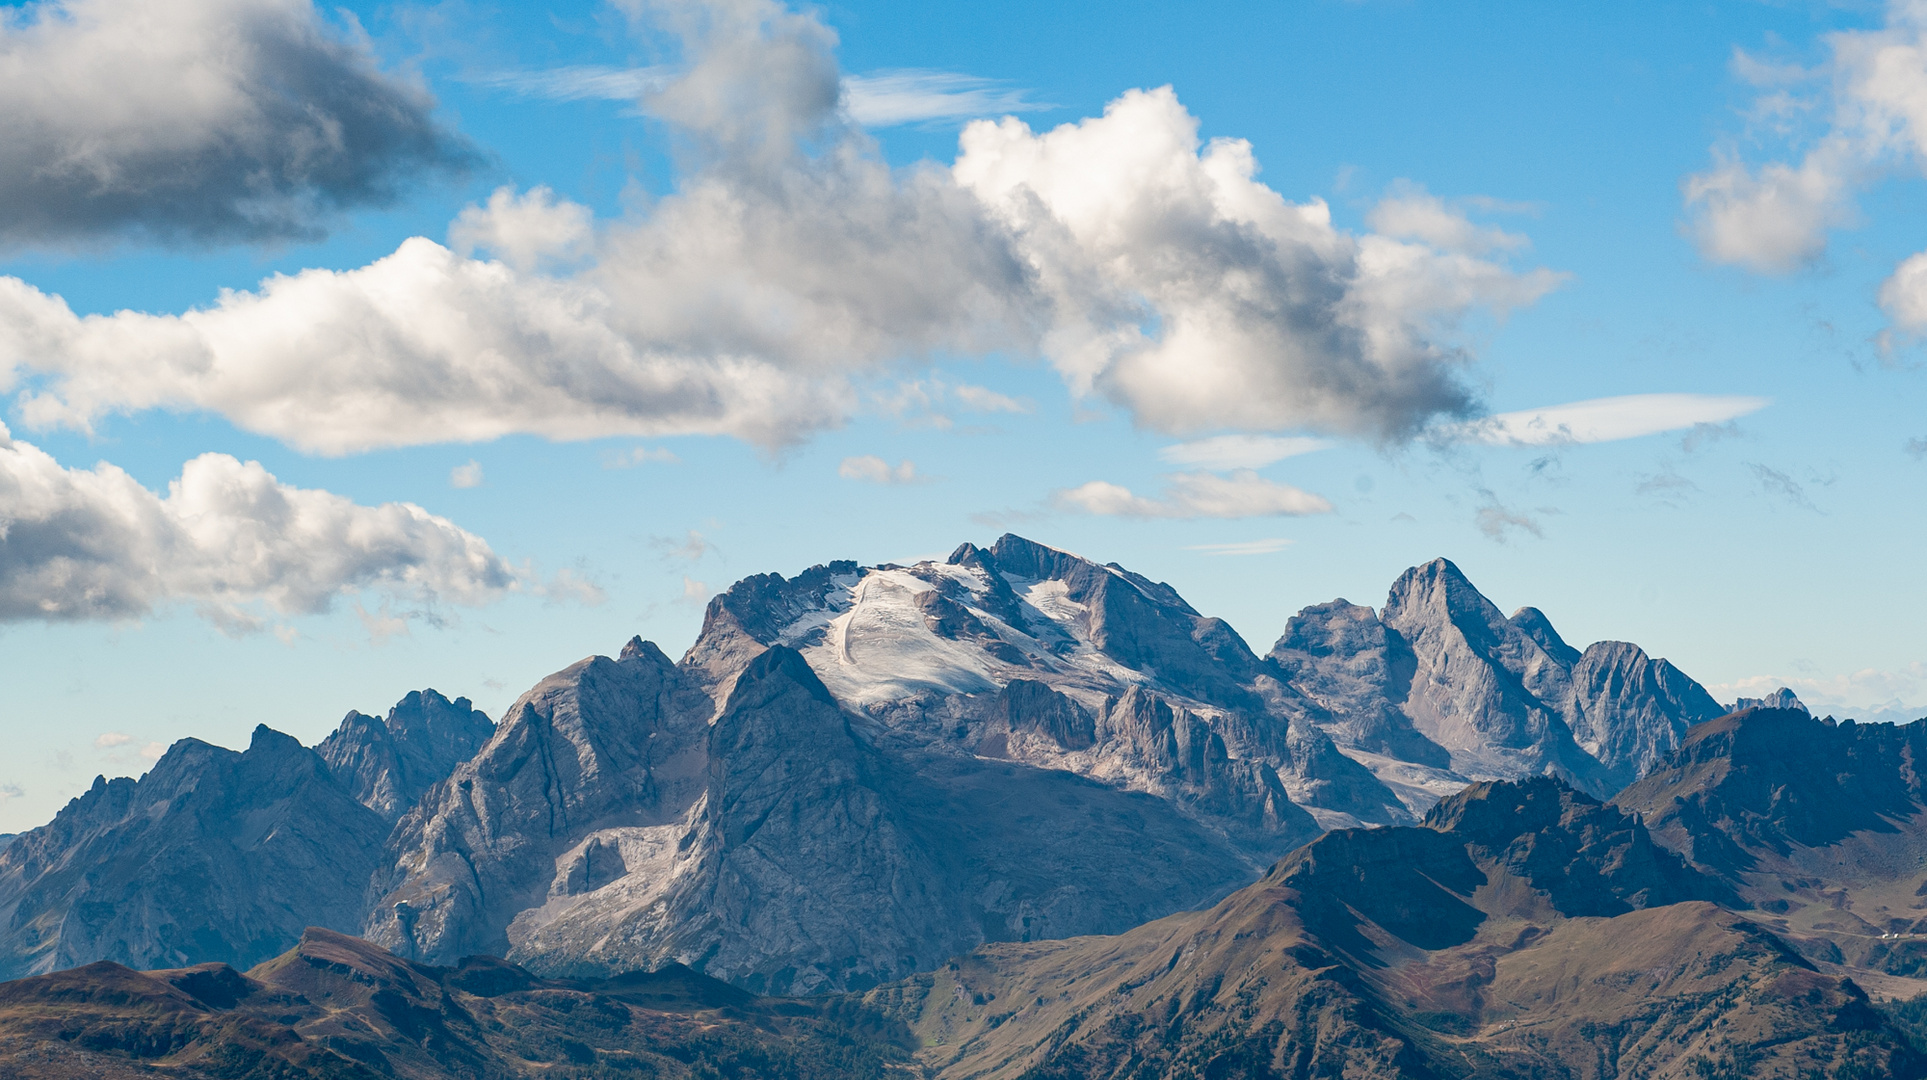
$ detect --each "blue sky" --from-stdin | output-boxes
[1,0,1923,830]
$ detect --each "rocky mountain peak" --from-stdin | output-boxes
[315,687,493,821]
[1508,605,1581,665]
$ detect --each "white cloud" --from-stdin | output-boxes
[449,460,484,489]
[838,455,918,483]
[93,732,133,749]
[1055,471,1332,519]
[1185,537,1293,556]
[603,446,681,468]
[1712,664,1927,724]
[449,186,593,273]
[1463,393,1770,446]
[1366,183,1528,256]
[679,575,708,606]
[955,89,1564,441]
[0,423,516,626]
[0,0,1561,452]
[1685,4,1927,278]
[481,63,1047,128]
[476,64,670,103]
[1158,434,1330,470]
[0,0,468,246]
[0,783,20,802]
[841,70,1048,127]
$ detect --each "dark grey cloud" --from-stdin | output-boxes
[0,0,472,246]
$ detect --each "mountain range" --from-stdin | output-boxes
[0,535,1737,992]
[10,535,1925,1076]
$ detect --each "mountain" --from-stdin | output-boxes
[1271,557,1725,802]
[0,534,1732,997]
[0,691,485,979]
[368,640,1299,993]
[868,777,1924,1079]
[0,927,911,1080]
[1614,706,1927,981]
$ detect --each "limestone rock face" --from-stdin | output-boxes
[364,639,712,964]
[1271,557,1724,806]
[0,726,388,979]
[315,689,494,821]
[492,647,1275,994]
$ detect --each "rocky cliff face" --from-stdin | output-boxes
[871,777,1914,1080]
[1272,557,1725,803]
[0,690,486,980]
[0,726,388,979]
[316,690,494,821]
[381,643,1293,993]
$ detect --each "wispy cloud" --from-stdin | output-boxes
[839,455,920,483]
[473,64,669,103]
[449,460,484,488]
[603,446,681,469]
[478,65,1048,128]
[842,70,1049,126]
[1462,393,1769,446]
[1474,494,1545,542]
[1185,538,1294,556]
[1055,471,1331,519]
[1746,462,1820,511]
[1158,434,1330,470]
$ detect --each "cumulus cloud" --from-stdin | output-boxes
[1055,471,1331,519]
[838,455,918,483]
[93,732,133,749]
[1462,393,1770,446]
[0,0,469,246]
[449,186,594,273]
[1686,4,1927,286]
[0,424,515,627]
[1474,497,1544,543]
[955,90,1564,440]
[0,0,1560,451]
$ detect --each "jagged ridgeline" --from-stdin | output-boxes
[0,536,1734,993]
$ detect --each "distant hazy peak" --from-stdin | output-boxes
[1732,686,1808,714]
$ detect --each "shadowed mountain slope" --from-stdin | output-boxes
[0,927,911,1079]
[868,777,1919,1079]
[1615,706,1927,979]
